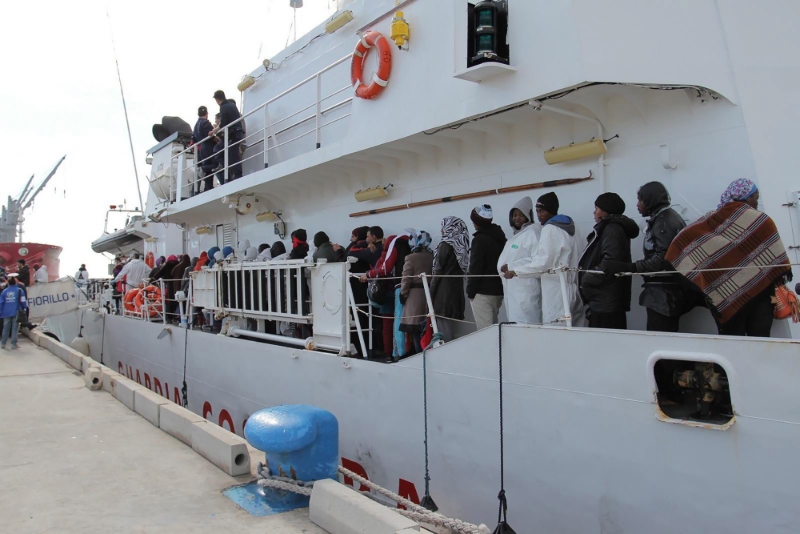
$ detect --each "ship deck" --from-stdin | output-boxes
[0,338,326,534]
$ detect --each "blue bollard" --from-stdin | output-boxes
[244,404,339,510]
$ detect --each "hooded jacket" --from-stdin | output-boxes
[511,215,584,325]
[497,197,541,324]
[0,284,27,319]
[578,215,640,313]
[313,242,344,264]
[467,223,507,299]
[634,182,689,316]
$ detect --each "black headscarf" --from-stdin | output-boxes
[270,241,286,258]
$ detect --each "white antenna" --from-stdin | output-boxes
[107,9,144,213]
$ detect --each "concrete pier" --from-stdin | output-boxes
[0,338,326,533]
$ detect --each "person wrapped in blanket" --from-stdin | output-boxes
[666,178,792,337]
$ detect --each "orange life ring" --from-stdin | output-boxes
[124,288,141,313]
[135,285,163,318]
[351,31,392,100]
[145,252,155,268]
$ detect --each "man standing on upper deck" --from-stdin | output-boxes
[192,106,215,195]
[210,90,244,181]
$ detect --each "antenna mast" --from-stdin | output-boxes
[107,9,145,213]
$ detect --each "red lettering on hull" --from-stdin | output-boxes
[219,409,235,433]
[341,458,370,492]
[397,478,421,509]
[203,401,213,420]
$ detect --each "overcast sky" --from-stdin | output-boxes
[0,0,338,277]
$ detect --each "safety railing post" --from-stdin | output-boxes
[264,106,270,169]
[315,74,322,149]
[193,143,199,195]
[557,268,573,328]
[223,127,229,184]
[420,274,442,345]
[176,153,185,203]
[161,279,167,325]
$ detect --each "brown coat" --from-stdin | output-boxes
[400,250,433,331]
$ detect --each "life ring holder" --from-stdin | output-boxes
[351,31,392,100]
[135,285,163,318]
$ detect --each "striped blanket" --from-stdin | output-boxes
[665,202,790,323]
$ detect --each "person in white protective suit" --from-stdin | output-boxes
[497,197,542,324]
[503,192,584,326]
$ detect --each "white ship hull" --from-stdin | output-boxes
[44,309,800,532]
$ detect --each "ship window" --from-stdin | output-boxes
[654,359,733,426]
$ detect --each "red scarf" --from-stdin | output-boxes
[292,237,307,249]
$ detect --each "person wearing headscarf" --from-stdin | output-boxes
[601,182,690,332]
[171,254,191,303]
[666,178,790,337]
[270,241,287,260]
[222,246,235,260]
[363,228,415,358]
[718,178,758,209]
[505,192,584,326]
[179,256,198,301]
[257,244,272,262]
[497,197,542,325]
[205,248,219,268]
[578,193,640,329]
[289,230,309,260]
[312,231,344,263]
[150,256,166,279]
[243,247,258,261]
[346,226,370,254]
[194,251,209,271]
[399,231,434,354]
[430,216,470,342]
[467,204,507,330]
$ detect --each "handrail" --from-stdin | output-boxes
[165,53,354,202]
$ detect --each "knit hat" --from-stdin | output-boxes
[595,192,626,216]
[470,204,494,227]
[536,192,559,215]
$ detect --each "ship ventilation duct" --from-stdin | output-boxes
[152,116,192,142]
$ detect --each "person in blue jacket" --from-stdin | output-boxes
[1,275,28,349]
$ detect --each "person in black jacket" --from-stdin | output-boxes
[578,193,640,330]
[192,106,215,195]
[605,182,689,332]
[467,204,507,330]
[211,90,244,181]
[15,260,30,287]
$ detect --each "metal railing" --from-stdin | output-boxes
[167,54,354,203]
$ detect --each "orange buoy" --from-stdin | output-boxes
[145,252,155,268]
[124,288,141,313]
[135,285,163,318]
[350,31,392,100]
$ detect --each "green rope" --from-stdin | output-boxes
[421,331,444,512]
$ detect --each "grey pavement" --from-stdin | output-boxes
[0,338,326,534]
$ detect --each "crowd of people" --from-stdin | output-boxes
[108,177,793,361]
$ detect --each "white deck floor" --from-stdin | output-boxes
[0,338,326,533]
